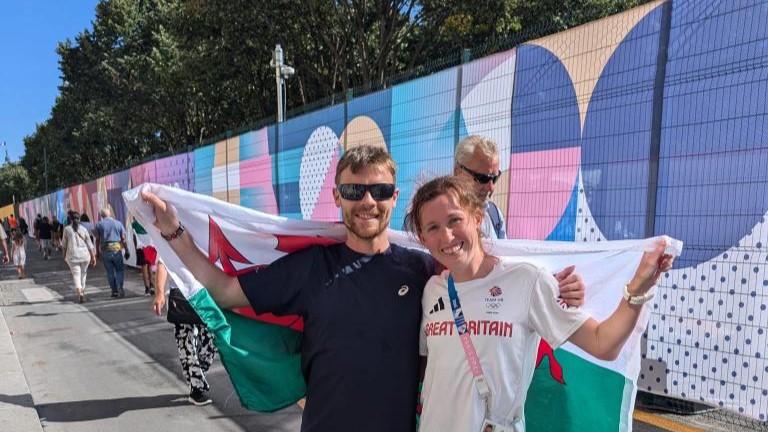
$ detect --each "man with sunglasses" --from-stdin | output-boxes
[142,144,435,432]
[454,135,506,239]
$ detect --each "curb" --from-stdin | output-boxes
[0,301,44,432]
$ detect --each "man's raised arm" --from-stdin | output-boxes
[142,190,249,309]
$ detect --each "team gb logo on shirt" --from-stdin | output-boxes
[485,286,503,314]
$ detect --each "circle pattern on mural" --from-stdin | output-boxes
[299,126,339,219]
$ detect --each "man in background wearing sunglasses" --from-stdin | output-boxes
[454,135,506,239]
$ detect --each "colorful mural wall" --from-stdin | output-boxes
[18,0,768,422]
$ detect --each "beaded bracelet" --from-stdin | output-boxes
[161,223,185,242]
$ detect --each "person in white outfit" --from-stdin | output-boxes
[404,176,674,432]
[11,232,26,278]
[0,226,9,264]
[61,212,97,303]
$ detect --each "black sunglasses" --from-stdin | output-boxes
[337,183,396,201]
[459,164,501,185]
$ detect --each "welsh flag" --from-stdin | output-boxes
[123,184,682,428]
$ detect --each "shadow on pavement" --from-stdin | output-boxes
[35,394,188,422]
[0,392,36,409]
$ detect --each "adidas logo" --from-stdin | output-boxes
[428,297,445,314]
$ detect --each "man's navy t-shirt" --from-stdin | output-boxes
[238,242,435,432]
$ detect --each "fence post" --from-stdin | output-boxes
[345,89,353,151]
[454,49,472,147]
[273,118,280,213]
[225,131,231,203]
[645,0,673,238]
[186,144,191,191]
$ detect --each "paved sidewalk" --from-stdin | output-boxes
[0,278,43,432]
[0,239,302,431]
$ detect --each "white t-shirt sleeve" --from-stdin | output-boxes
[419,281,435,357]
[527,267,589,350]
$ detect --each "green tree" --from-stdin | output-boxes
[0,162,32,206]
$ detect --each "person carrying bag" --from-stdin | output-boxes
[152,260,217,406]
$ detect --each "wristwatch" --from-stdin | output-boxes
[622,283,655,305]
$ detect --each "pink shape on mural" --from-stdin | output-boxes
[240,156,278,214]
[506,147,580,240]
[131,161,157,187]
[311,151,340,221]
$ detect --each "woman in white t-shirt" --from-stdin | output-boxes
[61,212,96,303]
[404,176,674,432]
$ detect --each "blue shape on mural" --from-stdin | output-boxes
[546,180,579,241]
[390,69,459,225]
[580,5,661,242]
[656,0,768,265]
[512,46,581,154]
[513,5,662,243]
[194,145,215,197]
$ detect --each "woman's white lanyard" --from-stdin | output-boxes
[447,274,492,417]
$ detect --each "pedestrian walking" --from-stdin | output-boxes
[37,216,53,260]
[0,226,9,264]
[131,220,156,296]
[18,217,28,236]
[61,212,97,303]
[33,214,43,251]
[8,214,18,234]
[11,232,26,279]
[94,207,128,298]
[52,215,63,251]
[79,213,95,243]
[152,261,216,406]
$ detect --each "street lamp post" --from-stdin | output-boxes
[269,45,295,210]
[270,44,295,123]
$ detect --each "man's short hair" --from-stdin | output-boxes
[455,135,499,166]
[335,145,396,184]
[99,208,112,218]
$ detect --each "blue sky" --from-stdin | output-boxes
[0,1,99,163]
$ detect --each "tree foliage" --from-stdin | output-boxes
[0,162,32,206]
[21,0,650,194]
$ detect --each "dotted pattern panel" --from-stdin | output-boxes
[576,174,607,243]
[640,212,768,420]
[299,126,338,220]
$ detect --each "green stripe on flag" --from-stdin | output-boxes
[525,349,632,431]
[188,289,306,412]
[131,220,148,234]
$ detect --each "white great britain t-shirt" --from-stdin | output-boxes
[419,258,589,432]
